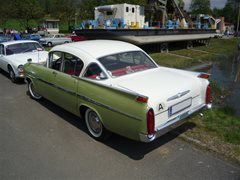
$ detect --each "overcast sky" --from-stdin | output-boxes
[183,0,228,10]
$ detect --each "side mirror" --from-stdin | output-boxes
[27,58,32,63]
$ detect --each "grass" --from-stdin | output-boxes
[203,108,240,144]
[151,38,240,163]
[150,52,195,68]
[149,38,239,69]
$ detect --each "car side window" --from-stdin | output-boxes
[49,51,62,71]
[62,53,84,76]
[83,63,107,80]
[0,45,4,55]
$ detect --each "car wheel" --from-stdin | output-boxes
[64,41,69,43]
[28,80,42,100]
[8,67,17,83]
[85,108,111,141]
[47,42,52,47]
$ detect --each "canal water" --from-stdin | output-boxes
[201,52,240,116]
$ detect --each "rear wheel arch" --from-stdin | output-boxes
[47,42,52,47]
[79,104,111,141]
[79,104,103,123]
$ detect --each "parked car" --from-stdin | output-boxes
[21,33,42,41]
[66,34,87,42]
[39,34,72,47]
[23,40,212,142]
[0,40,48,83]
[0,35,12,43]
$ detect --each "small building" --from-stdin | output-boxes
[94,3,145,28]
[42,19,60,34]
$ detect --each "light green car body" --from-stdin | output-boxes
[24,63,149,141]
[23,40,211,142]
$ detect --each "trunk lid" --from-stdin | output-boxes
[111,67,202,119]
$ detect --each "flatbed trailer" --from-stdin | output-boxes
[75,28,216,51]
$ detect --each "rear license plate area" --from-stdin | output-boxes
[169,98,192,117]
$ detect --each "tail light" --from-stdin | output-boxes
[147,108,155,136]
[198,73,210,79]
[206,84,212,108]
[136,96,148,103]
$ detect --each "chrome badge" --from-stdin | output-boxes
[167,90,190,101]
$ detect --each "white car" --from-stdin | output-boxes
[39,34,72,47]
[0,40,48,83]
[24,40,212,142]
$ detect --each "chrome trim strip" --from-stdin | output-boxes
[29,75,142,121]
[167,90,190,101]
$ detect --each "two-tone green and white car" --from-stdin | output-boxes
[23,40,212,142]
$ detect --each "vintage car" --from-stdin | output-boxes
[39,34,72,47]
[21,33,42,41]
[0,35,12,43]
[66,34,87,42]
[0,40,48,83]
[23,40,212,142]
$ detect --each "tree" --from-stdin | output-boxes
[0,1,11,26]
[212,8,223,18]
[105,0,146,5]
[190,0,212,14]
[79,0,101,20]
[221,0,240,30]
[176,0,185,9]
[11,0,44,30]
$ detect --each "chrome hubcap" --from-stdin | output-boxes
[88,112,102,134]
[29,82,41,98]
[10,71,14,79]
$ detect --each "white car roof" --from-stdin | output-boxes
[1,40,39,46]
[50,40,142,59]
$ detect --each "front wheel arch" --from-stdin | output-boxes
[8,65,17,83]
[27,79,42,100]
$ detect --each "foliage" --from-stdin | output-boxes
[10,0,44,30]
[190,0,212,14]
[105,0,146,6]
[53,0,81,27]
[79,0,101,20]
[0,1,11,25]
[222,0,240,29]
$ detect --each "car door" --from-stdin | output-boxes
[0,44,9,72]
[0,44,5,69]
[54,35,62,45]
[35,51,63,102]
[53,52,84,115]
[58,34,65,44]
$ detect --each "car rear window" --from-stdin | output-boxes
[98,51,157,77]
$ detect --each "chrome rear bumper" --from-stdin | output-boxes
[139,103,210,142]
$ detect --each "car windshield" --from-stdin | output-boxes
[98,51,157,77]
[6,42,43,55]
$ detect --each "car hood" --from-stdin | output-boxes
[8,51,48,65]
[111,67,202,109]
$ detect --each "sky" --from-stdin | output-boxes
[183,0,228,10]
